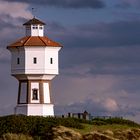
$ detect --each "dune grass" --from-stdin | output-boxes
[73,123,140,134]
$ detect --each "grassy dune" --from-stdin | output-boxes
[74,123,139,134]
[0,115,140,140]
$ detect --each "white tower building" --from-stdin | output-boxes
[7,18,62,116]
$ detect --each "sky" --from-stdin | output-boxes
[0,0,140,122]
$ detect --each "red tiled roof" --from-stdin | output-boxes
[7,36,62,49]
[23,18,46,25]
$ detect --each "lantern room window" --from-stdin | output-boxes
[32,25,38,29]
[32,88,38,100]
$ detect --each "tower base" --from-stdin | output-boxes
[15,104,54,116]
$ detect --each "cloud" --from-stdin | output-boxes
[52,74,121,106]
[103,98,119,112]
[54,98,119,116]
[54,87,140,119]
[52,66,140,121]
[4,0,105,9]
[58,45,140,77]
[58,20,140,48]
[46,19,140,51]
[116,0,140,8]
[54,97,136,118]
[0,0,32,53]
[0,0,32,19]
[45,20,140,76]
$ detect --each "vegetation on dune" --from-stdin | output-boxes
[0,115,83,140]
[1,133,33,140]
[0,115,139,140]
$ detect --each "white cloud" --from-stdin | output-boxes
[52,74,120,105]
[0,0,32,19]
[103,98,119,112]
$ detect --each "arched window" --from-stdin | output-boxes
[32,88,38,100]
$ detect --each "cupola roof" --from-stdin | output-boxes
[23,17,46,26]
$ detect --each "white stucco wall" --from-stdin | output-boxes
[45,47,61,74]
[25,47,45,74]
[11,48,25,74]
[42,104,54,116]
[20,82,27,103]
[30,25,44,36]
[38,26,44,37]
[10,45,61,80]
[30,82,40,103]
[43,83,50,103]
[27,104,54,116]
[16,104,54,116]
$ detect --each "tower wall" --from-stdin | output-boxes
[10,46,61,75]
[15,104,54,116]
[16,79,54,116]
[43,82,51,103]
[11,47,25,74]
[18,80,52,104]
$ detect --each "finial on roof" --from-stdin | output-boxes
[32,7,36,18]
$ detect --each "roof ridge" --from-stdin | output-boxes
[23,36,31,46]
[23,18,46,25]
[38,36,47,46]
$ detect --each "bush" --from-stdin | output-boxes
[0,115,139,139]
[92,117,140,127]
[0,115,83,139]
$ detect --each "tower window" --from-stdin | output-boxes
[33,57,37,64]
[17,57,20,64]
[50,58,53,64]
[32,89,38,100]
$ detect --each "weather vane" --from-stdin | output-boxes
[32,8,36,18]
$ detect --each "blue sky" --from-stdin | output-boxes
[1,0,140,122]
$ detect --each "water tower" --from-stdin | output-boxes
[7,17,62,116]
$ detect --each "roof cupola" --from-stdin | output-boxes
[23,17,46,37]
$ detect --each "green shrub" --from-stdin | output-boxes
[92,117,140,127]
[92,120,107,125]
[0,115,83,139]
[0,115,139,139]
